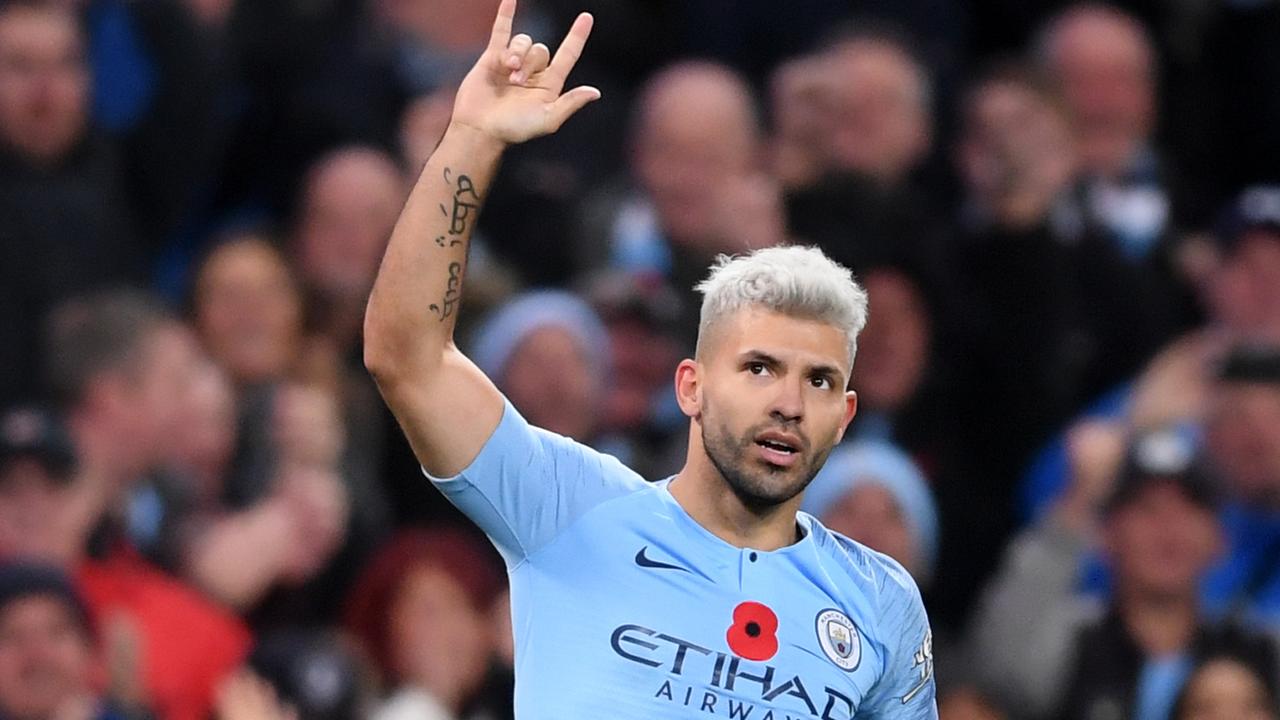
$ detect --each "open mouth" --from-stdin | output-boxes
[755,438,798,455]
[753,431,803,466]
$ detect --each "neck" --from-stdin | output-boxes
[1117,585,1200,656]
[669,454,801,552]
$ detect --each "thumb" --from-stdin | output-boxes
[546,85,601,131]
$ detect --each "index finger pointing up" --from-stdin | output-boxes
[547,12,594,81]
[488,0,517,52]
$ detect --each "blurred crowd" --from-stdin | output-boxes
[0,0,1278,718]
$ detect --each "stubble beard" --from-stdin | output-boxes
[699,395,832,514]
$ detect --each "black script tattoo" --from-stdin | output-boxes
[429,262,463,321]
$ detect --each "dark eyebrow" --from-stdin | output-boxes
[740,350,784,370]
[808,362,843,380]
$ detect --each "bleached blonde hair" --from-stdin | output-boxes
[694,245,869,368]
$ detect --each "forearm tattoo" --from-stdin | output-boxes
[431,168,478,321]
[436,167,480,247]
[430,262,463,321]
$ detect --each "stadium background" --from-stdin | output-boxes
[0,0,1279,717]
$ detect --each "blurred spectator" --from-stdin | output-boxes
[190,231,390,629]
[192,233,304,388]
[1198,347,1280,627]
[943,63,1170,628]
[1035,4,1204,325]
[0,0,140,408]
[1172,655,1280,720]
[153,360,350,613]
[0,408,82,565]
[291,146,405,356]
[814,30,934,190]
[37,291,252,720]
[344,528,507,720]
[289,147,404,523]
[580,60,784,347]
[802,439,939,585]
[954,62,1173,421]
[44,290,198,547]
[469,291,624,458]
[969,429,1278,720]
[0,562,145,720]
[778,28,949,282]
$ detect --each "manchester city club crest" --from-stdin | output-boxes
[814,609,861,671]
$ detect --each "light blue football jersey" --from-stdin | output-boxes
[427,399,938,719]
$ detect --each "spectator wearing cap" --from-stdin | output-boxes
[968,429,1278,720]
[343,528,506,720]
[0,408,81,565]
[0,561,146,720]
[1200,346,1280,628]
[468,291,629,461]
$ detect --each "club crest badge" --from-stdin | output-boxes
[815,608,861,671]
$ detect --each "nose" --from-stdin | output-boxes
[769,377,805,425]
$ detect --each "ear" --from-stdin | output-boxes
[674,359,702,419]
[833,390,859,444]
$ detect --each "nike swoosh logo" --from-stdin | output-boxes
[635,546,690,572]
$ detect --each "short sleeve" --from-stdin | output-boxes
[424,397,647,567]
[861,564,938,719]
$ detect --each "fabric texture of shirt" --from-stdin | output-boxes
[426,398,937,719]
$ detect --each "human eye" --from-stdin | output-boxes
[745,361,769,376]
[809,374,833,390]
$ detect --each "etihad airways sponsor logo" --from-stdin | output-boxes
[610,623,858,719]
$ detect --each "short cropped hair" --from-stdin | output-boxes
[695,246,869,368]
[44,289,174,408]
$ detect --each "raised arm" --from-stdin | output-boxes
[363,0,599,476]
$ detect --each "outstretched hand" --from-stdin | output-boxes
[450,0,600,145]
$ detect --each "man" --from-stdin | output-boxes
[39,294,251,720]
[1034,5,1201,327]
[0,0,140,408]
[969,429,1277,720]
[0,562,136,720]
[1202,346,1280,627]
[580,59,785,347]
[773,29,949,297]
[363,2,937,718]
[0,408,82,566]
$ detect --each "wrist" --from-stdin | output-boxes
[444,120,508,156]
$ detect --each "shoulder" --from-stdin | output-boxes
[805,514,925,614]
